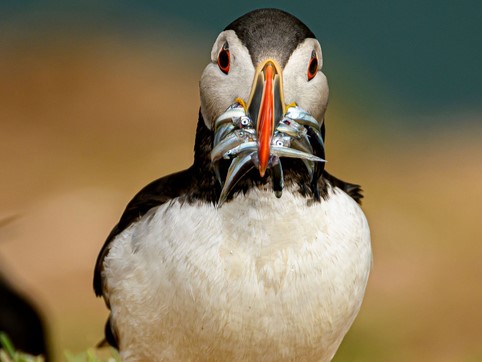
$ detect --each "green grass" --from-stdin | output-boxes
[0,332,119,362]
[0,332,43,362]
[63,349,120,362]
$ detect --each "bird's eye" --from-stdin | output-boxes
[217,42,230,74]
[307,50,318,81]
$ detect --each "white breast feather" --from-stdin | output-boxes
[103,185,371,361]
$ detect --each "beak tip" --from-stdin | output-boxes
[259,167,266,178]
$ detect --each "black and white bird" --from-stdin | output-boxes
[94,8,371,361]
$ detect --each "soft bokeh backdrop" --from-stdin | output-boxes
[1,1,481,361]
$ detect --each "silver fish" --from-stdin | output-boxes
[270,157,284,198]
[285,106,320,130]
[212,129,256,161]
[213,161,223,186]
[301,159,315,179]
[276,118,307,138]
[271,134,292,148]
[212,102,326,205]
[214,105,247,131]
[233,116,254,129]
[211,132,246,162]
[218,152,255,206]
[223,141,258,159]
[290,136,313,155]
[307,127,325,149]
[213,122,235,147]
[271,145,326,163]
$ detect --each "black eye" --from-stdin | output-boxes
[307,50,318,81]
[217,42,230,74]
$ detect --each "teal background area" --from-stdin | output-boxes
[2,1,481,125]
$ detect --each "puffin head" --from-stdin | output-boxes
[199,9,329,204]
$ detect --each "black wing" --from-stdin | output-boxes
[323,170,364,204]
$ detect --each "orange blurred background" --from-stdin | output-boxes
[1,2,481,361]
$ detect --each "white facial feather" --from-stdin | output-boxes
[200,33,329,129]
[283,38,329,123]
[200,30,254,129]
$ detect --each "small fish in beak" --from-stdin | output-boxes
[211,59,326,206]
[211,104,325,206]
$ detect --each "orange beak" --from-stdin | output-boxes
[247,60,285,177]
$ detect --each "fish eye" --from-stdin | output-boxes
[217,42,230,74]
[276,140,284,147]
[307,50,318,81]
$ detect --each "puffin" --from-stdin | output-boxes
[94,8,371,362]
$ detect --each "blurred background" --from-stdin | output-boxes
[0,1,481,361]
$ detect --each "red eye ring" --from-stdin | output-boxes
[217,42,230,74]
[307,50,318,81]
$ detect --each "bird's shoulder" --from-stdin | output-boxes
[93,167,201,297]
[321,171,364,205]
